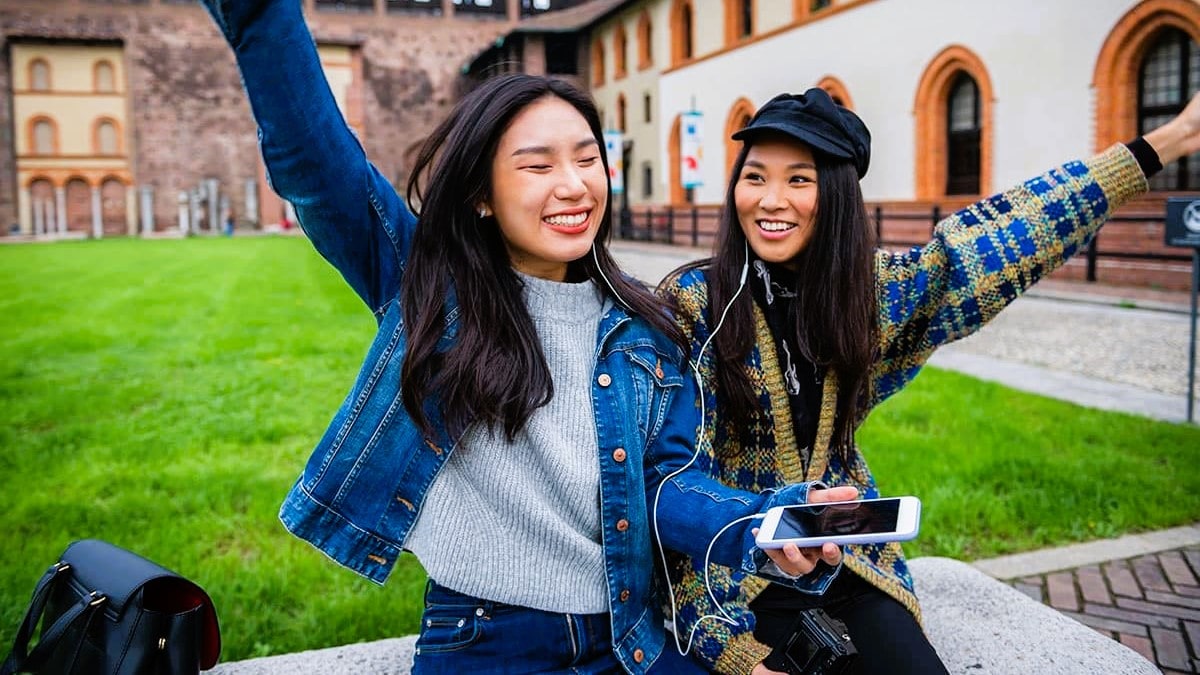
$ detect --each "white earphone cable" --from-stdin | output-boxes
[651,241,753,656]
[593,237,758,657]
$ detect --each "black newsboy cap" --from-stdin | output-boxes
[732,88,872,178]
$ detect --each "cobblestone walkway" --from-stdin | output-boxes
[1007,546,1200,673]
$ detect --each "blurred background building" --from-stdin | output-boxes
[2,0,1198,286]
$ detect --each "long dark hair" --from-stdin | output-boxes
[401,74,681,441]
[684,141,878,464]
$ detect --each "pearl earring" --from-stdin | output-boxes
[478,207,488,218]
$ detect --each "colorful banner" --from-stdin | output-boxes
[681,111,703,189]
[604,130,624,194]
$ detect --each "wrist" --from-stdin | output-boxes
[1144,116,1196,166]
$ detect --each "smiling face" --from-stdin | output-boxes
[734,138,819,268]
[486,95,608,281]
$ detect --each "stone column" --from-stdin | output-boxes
[126,184,138,235]
[55,186,67,234]
[91,187,103,239]
[178,191,190,234]
[18,186,32,235]
[205,178,220,233]
[32,195,44,236]
[189,187,203,235]
[244,179,259,228]
[139,186,155,235]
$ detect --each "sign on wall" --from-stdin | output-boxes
[681,111,703,189]
[604,130,623,195]
[1165,197,1200,248]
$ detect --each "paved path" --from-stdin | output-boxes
[997,542,1200,673]
[610,238,1200,672]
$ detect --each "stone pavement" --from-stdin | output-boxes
[609,238,1200,672]
[973,525,1200,673]
[1012,548,1200,673]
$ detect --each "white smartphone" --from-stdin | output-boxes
[755,496,922,549]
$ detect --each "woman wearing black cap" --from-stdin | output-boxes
[659,89,1200,674]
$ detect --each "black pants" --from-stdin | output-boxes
[749,572,948,675]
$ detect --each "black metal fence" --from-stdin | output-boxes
[616,204,1192,283]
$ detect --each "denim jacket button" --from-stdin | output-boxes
[597,373,612,387]
[616,518,629,532]
[633,648,645,663]
[619,589,630,602]
[612,447,626,463]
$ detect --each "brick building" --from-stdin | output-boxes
[0,0,586,236]
[578,0,1200,288]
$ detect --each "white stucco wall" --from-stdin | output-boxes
[657,0,1141,203]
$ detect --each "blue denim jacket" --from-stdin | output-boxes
[202,1,835,670]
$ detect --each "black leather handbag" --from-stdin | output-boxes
[1,539,221,675]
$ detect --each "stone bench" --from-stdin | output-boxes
[210,557,1156,674]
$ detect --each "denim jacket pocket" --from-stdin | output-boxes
[625,347,685,443]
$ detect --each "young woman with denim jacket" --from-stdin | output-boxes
[197,2,867,673]
[660,89,1200,674]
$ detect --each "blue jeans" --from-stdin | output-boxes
[412,581,707,674]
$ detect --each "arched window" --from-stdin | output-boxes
[592,40,606,86]
[95,118,120,155]
[617,93,627,133]
[724,97,756,177]
[671,0,695,66]
[1092,0,1200,167]
[725,0,753,45]
[31,117,57,155]
[100,177,126,234]
[1138,28,1199,190]
[94,60,116,93]
[815,75,854,109]
[29,59,50,91]
[914,45,993,199]
[682,5,693,60]
[613,23,628,80]
[668,114,684,204]
[65,178,92,233]
[946,74,981,195]
[637,11,653,71]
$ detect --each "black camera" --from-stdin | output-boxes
[761,608,857,675]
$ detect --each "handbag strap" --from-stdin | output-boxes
[0,562,105,675]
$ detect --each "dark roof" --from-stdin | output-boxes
[510,0,634,34]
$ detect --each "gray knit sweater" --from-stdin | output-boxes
[405,272,609,614]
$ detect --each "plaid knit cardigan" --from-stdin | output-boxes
[658,144,1147,674]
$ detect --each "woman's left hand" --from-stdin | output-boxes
[1146,92,1200,165]
[756,485,859,577]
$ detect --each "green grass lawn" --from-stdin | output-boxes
[1,236,1197,661]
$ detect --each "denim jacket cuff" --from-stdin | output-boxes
[739,481,842,594]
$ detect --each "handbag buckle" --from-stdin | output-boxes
[87,592,107,607]
[53,561,71,573]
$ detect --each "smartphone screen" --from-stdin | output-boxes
[775,499,901,539]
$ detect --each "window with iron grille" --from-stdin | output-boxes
[945,73,981,195]
[1138,27,1199,191]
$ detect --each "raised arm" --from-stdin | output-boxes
[201,0,414,314]
[872,93,1200,404]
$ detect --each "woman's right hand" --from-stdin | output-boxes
[758,485,859,577]
[752,663,787,675]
